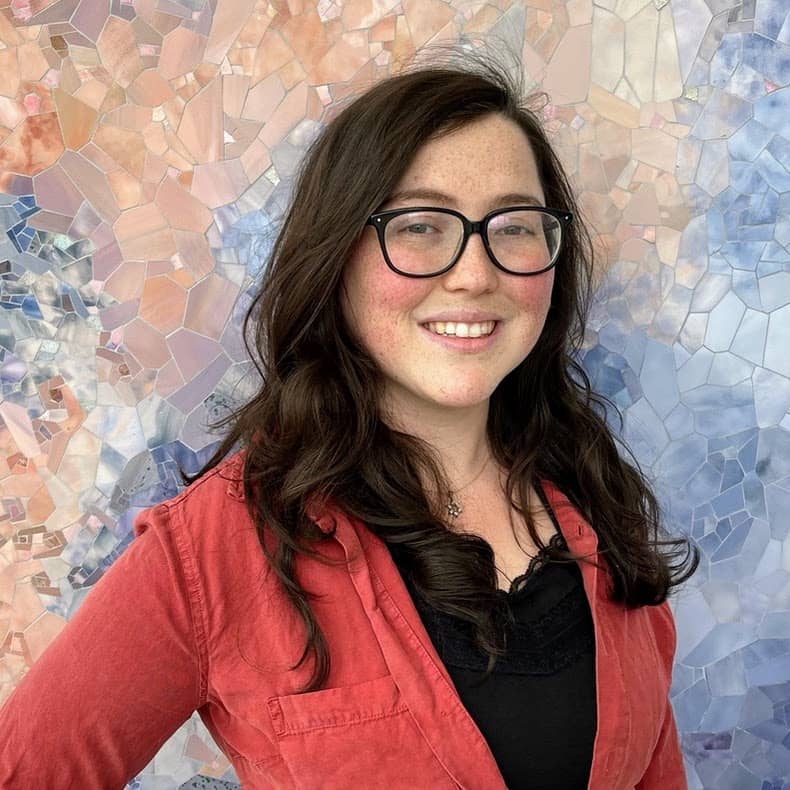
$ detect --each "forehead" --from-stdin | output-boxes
[393,114,545,204]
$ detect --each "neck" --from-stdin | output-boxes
[380,394,494,490]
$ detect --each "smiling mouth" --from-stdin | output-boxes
[423,320,498,337]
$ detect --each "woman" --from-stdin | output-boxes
[0,57,697,789]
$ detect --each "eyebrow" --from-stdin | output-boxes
[386,188,545,208]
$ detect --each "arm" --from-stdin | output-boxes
[0,503,207,788]
[635,695,687,789]
[636,601,687,790]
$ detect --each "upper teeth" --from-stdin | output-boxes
[425,321,496,337]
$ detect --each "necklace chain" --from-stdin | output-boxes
[447,455,491,519]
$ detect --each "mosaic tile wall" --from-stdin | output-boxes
[0,0,788,787]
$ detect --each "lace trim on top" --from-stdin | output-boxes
[400,528,595,676]
[501,530,568,597]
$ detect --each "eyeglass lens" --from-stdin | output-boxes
[383,209,562,275]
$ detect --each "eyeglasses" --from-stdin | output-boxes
[366,205,573,278]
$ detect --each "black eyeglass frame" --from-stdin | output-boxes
[365,205,574,278]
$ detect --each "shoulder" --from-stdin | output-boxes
[131,450,261,585]
[130,450,281,635]
[133,451,248,535]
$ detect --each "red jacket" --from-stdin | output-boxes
[0,453,686,788]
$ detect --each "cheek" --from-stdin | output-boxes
[374,271,427,312]
[512,270,555,317]
[343,260,430,350]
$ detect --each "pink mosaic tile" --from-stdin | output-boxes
[138,275,187,334]
[0,112,63,175]
[155,175,212,232]
[184,272,240,341]
[123,317,171,369]
[95,16,143,87]
[52,87,98,149]
[32,161,83,214]
[178,76,223,163]
[59,150,120,221]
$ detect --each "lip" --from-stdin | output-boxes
[420,320,501,352]
[420,311,503,323]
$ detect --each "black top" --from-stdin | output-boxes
[389,491,597,789]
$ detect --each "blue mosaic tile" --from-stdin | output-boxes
[691,88,753,140]
[686,623,758,668]
[764,304,790,377]
[666,403,696,439]
[710,32,742,87]
[701,695,745,732]
[742,33,790,85]
[708,352,753,386]
[640,340,681,418]
[674,677,713,731]
[731,270,762,309]
[708,651,749,697]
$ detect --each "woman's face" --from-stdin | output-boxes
[341,113,555,423]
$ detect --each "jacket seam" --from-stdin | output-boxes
[161,500,212,708]
[163,455,243,509]
[273,705,410,737]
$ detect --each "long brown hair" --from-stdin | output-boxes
[190,53,699,693]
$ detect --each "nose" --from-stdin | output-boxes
[441,230,498,292]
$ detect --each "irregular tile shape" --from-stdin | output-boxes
[167,327,222,381]
[114,202,176,261]
[155,176,212,232]
[106,167,141,210]
[631,126,679,171]
[697,139,729,197]
[706,291,747,353]
[402,0,455,50]
[168,351,231,413]
[72,0,109,41]
[544,24,591,105]
[191,158,248,209]
[309,31,369,84]
[139,275,187,334]
[52,88,98,150]
[33,162,83,216]
[93,124,146,179]
[126,69,176,107]
[184,272,240,340]
[242,72,285,123]
[654,5,682,101]
[121,317,171,369]
[0,401,40,458]
[96,15,143,88]
[0,113,64,176]
[204,0,257,64]
[177,77,223,164]
[159,26,206,80]
[624,2,658,102]
[591,6,623,92]
[764,304,790,378]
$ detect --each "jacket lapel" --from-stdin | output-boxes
[310,484,624,790]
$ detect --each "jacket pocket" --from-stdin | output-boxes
[267,675,457,789]
[267,674,407,735]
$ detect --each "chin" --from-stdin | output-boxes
[426,388,496,410]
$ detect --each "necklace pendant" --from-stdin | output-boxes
[447,495,463,519]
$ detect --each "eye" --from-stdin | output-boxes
[489,212,543,237]
[402,222,436,234]
[389,213,449,235]
[499,224,532,235]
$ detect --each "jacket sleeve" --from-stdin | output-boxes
[635,695,687,789]
[0,503,207,789]
[635,601,687,790]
